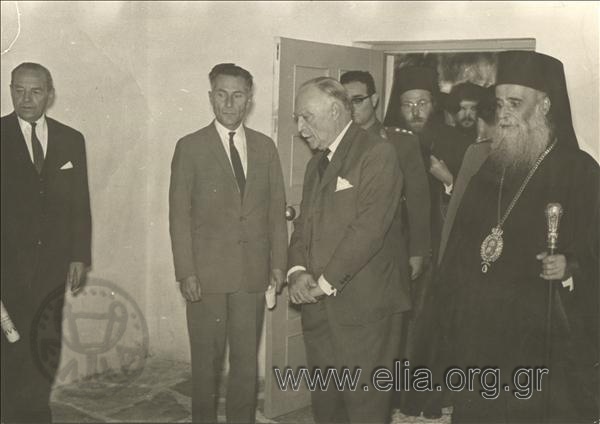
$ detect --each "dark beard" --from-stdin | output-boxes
[457,123,477,139]
[488,106,551,178]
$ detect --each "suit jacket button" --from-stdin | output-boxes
[37,240,43,246]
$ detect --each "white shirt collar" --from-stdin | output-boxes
[17,114,47,133]
[17,114,48,158]
[214,119,245,141]
[326,120,352,160]
[213,119,248,175]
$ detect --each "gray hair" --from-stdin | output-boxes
[300,77,352,111]
[11,62,54,91]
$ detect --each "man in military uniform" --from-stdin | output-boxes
[341,70,430,281]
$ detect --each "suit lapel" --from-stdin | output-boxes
[317,123,358,192]
[207,121,240,191]
[43,118,61,176]
[242,127,257,205]
[6,113,39,176]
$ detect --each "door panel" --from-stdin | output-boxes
[264,37,384,419]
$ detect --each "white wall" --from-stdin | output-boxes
[1,1,597,378]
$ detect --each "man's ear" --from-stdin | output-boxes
[47,89,56,110]
[330,101,341,120]
[245,94,254,115]
[541,95,551,115]
[370,93,379,109]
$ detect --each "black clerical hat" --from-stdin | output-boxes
[445,82,486,113]
[392,66,439,96]
[383,66,439,127]
[496,50,578,148]
[496,50,552,92]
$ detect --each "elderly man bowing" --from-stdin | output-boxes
[287,77,407,424]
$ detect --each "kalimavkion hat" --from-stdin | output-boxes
[383,66,439,127]
[392,66,439,96]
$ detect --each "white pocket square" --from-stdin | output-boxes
[60,161,73,170]
[335,176,353,192]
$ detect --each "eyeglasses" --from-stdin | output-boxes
[400,100,431,112]
[350,95,372,106]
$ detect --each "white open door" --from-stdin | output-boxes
[264,37,384,419]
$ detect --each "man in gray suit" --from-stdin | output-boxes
[288,77,406,423]
[169,63,288,424]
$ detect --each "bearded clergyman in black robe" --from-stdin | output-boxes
[435,51,599,423]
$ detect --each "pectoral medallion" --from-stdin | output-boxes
[480,226,504,273]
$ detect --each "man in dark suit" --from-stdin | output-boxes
[169,63,288,424]
[1,62,92,423]
[341,70,430,282]
[287,77,405,423]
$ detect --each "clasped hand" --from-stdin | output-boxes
[288,270,325,304]
[536,252,569,281]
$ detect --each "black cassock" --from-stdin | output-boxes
[435,142,599,423]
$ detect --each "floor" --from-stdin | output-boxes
[50,358,451,423]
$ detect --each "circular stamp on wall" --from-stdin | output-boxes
[31,278,149,389]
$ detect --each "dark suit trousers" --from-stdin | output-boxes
[186,292,265,424]
[1,272,64,423]
[302,301,403,424]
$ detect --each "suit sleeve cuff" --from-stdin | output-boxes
[561,277,574,292]
[287,265,306,280]
[318,275,337,296]
[444,182,453,195]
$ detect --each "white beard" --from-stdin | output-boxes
[489,105,552,175]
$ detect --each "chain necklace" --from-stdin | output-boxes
[480,140,557,273]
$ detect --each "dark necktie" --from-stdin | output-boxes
[228,131,245,195]
[318,148,331,180]
[30,122,44,173]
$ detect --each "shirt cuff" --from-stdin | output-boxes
[444,182,453,195]
[318,275,337,296]
[287,265,306,280]
[561,277,574,292]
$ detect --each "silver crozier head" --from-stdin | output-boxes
[545,203,563,252]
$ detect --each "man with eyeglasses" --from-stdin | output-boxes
[383,65,472,419]
[341,71,430,283]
